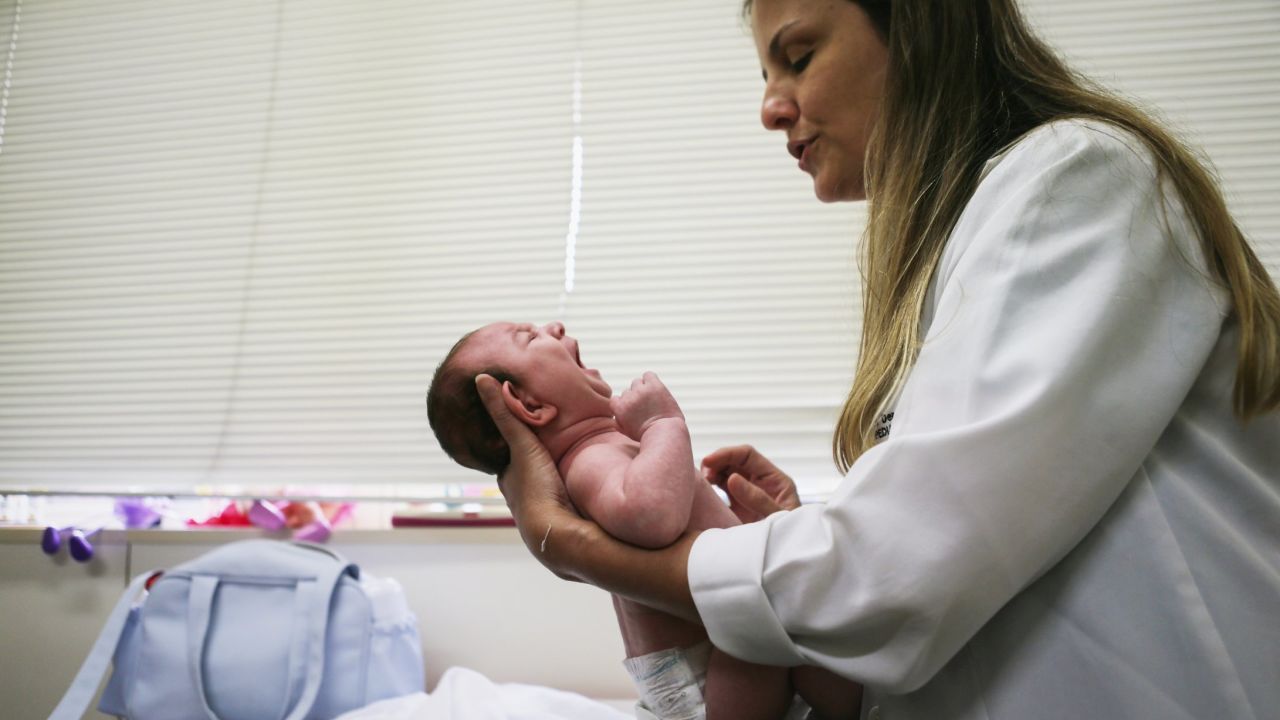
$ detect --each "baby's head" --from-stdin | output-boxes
[426,321,612,475]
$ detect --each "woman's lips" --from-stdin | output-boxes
[788,136,817,174]
[798,140,815,173]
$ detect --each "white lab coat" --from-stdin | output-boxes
[688,119,1280,720]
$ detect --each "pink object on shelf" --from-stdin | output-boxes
[247,501,287,531]
[292,519,332,543]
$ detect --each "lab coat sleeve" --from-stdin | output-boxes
[688,121,1230,693]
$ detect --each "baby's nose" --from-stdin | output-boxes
[543,321,566,338]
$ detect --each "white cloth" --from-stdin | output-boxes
[689,119,1280,720]
[335,667,634,720]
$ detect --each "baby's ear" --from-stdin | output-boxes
[499,380,559,427]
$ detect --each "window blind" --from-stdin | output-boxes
[0,0,582,492]
[1021,0,1280,267]
[0,0,1275,496]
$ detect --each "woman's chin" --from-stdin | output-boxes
[813,174,866,203]
[812,178,842,203]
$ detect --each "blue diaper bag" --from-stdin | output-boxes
[51,539,425,720]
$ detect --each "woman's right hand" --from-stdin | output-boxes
[700,445,801,523]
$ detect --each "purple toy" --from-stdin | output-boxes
[114,498,163,529]
[41,525,70,555]
[40,498,168,563]
[40,525,104,562]
[68,527,103,562]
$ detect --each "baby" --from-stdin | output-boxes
[426,321,862,720]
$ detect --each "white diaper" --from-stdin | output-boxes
[623,642,711,720]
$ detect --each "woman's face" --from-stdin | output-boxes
[751,0,889,202]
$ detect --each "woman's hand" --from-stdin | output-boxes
[474,374,589,581]
[701,445,801,523]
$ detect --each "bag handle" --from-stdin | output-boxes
[49,572,155,720]
[280,579,316,718]
[187,558,353,720]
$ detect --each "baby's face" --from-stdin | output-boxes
[458,321,613,419]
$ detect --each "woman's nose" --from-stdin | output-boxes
[761,89,798,131]
[543,321,565,338]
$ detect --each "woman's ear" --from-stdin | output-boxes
[499,380,559,427]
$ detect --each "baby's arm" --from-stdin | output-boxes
[565,372,697,549]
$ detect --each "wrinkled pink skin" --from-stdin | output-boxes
[458,321,789,720]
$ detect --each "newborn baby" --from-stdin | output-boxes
[427,321,861,720]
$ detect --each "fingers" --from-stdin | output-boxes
[624,372,663,392]
[726,473,784,519]
[700,444,762,484]
[475,374,539,450]
[612,371,684,442]
[476,373,557,499]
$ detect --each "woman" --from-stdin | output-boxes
[477,0,1280,717]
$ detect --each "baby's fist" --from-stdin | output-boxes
[610,372,685,441]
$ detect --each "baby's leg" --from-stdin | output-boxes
[614,595,706,656]
[792,665,864,720]
[703,647,792,720]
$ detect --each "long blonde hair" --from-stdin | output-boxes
[792,0,1280,471]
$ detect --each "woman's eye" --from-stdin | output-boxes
[790,51,813,73]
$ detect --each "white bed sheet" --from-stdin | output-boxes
[336,667,635,720]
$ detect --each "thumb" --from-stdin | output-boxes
[727,473,783,518]
[475,374,540,452]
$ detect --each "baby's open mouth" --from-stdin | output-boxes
[571,341,600,377]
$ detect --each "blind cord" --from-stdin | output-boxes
[201,0,287,484]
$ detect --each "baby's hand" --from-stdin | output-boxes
[610,372,685,441]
